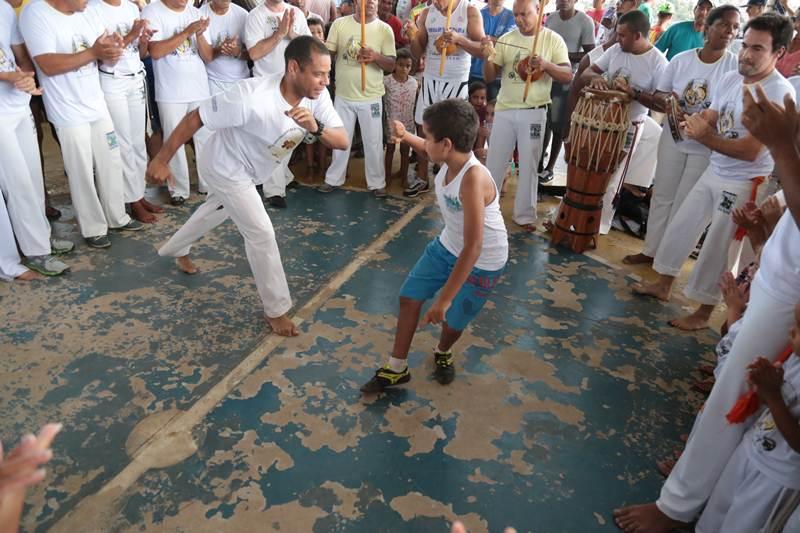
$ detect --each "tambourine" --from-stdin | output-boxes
[434,35,458,55]
[515,56,544,82]
[665,94,684,143]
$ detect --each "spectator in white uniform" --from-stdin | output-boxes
[199,0,250,95]
[20,0,142,249]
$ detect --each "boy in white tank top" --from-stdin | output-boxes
[405,0,485,186]
[361,99,508,393]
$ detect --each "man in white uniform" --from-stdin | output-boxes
[407,0,485,189]
[20,0,142,249]
[142,0,212,205]
[633,13,795,331]
[0,0,71,275]
[580,9,668,234]
[244,0,309,206]
[90,0,163,224]
[199,0,250,95]
[148,36,348,337]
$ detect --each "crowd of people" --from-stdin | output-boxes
[2,0,800,529]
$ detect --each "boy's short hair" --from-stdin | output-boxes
[743,12,794,52]
[468,80,487,96]
[487,99,496,107]
[396,48,413,62]
[307,18,325,32]
[422,99,478,153]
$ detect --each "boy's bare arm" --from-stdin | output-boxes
[750,357,800,453]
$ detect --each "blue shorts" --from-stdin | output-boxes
[399,238,504,331]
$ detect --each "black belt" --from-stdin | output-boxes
[99,69,144,78]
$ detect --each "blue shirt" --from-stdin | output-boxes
[470,6,516,79]
[655,20,704,61]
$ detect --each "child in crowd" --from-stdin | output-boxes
[695,304,800,533]
[361,99,508,393]
[468,81,488,164]
[305,18,331,179]
[383,49,419,195]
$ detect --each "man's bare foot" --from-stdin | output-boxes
[141,198,164,213]
[265,314,299,337]
[613,503,685,533]
[16,270,43,281]
[131,201,157,223]
[623,253,653,265]
[176,256,198,275]
[631,281,671,301]
[517,223,537,233]
[669,315,708,331]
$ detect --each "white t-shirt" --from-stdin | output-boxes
[746,355,800,490]
[141,1,210,103]
[197,75,343,191]
[789,75,800,95]
[87,0,144,75]
[594,43,668,123]
[656,48,738,156]
[424,0,471,81]
[199,3,249,83]
[244,3,309,78]
[755,209,800,306]
[0,1,30,115]
[709,69,796,181]
[20,0,108,127]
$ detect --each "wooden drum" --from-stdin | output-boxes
[551,88,632,253]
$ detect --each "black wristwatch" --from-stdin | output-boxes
[311,119,325,138]
[633,88,642,101]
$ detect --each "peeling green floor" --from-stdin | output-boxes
[0,187,718,532]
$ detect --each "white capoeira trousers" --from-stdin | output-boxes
[653,168,762,305]
[643,127,710,257]
[657,275,797,523]
[325,96,385,191]
[695,443,799,533]
[599,119,645,235]
[486,107,547,226]
[55,114,132,238]
[101,72,148,204]
[261,160,295,199]
[414,76,469,125]
[0,110,51,256]
[157,181,292,318]
[158,100,211,199]
[0,195,28,281]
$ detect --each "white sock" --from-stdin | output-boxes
[388,357,407,372]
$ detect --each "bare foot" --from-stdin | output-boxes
[141,198,164,213]
[631,282,671,302]
[613,503,685,533]
[265,314,299,337]
[669,315,709,331]
[451,521,467,533]
[622,253,653,265]
[15,270,43,281]
[517,223,537,233]
[131,201,157,223]
[176,256,198,275]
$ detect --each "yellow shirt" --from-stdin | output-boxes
[326,16,397,101]
[13,0,31,16]
[493,28,569,111]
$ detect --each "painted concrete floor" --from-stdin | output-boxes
[0,186,718,532]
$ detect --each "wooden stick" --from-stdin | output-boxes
[360,0,366,93]
[439,0,454,76]
[523,0,547,102]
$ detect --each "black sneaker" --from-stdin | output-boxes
[267,195,287,208]
[85,235,111,249]
[170,196,186,206]
[538,169,554,184]
[403,180,430,198]
[360,365,411,393]
[433,350,455,384]
[114,219,144,232]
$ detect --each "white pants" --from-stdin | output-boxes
[643,127,710,257]
[653,168,761,305]
[623,115,661,188]
[101,72,148,204]
[0,111,51,256]
[0,195,27,281]
[261,160,295,199]
[657,276,797,522]
[56,114,131,238]
[486,108,547,226]
[158,100,211,199]
[157,181,292,318]
[599,120,645,234]
[325,96,385,190]
[696,444,797,533]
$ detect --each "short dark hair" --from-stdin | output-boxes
[307,18,325,32]
[284,35,330,69]
[705,4,740,30]
[468,80,487,96]
[618,9,650,37]
[422,99,478,153]
[396,48,413,62]
[743,12,794,52]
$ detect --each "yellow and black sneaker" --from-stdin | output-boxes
[433,350,455,385]
[360,365,411,393]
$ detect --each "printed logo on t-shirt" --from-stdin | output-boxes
[444,193,462,212]
[718,103,737,139]
[680,78,710,112]
[213,30,232,48]
[116,23,139,53]
[72,35,95,75]
[173,28,197,57]
[507,51,523,82]
[268,127,305,161]
[608,68,632,88]
[343,36,362,65]
[718,190,737,214]
[0,48,15,72]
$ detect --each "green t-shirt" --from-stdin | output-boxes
[638,3,652,23]
[654,20,704,60]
